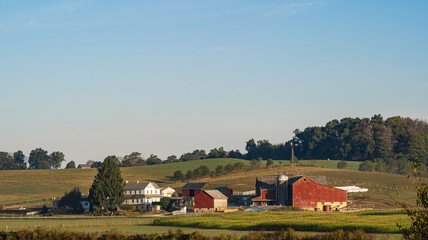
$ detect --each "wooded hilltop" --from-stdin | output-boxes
[1,115,427,175]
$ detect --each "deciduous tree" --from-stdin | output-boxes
[29,148,50,169]
[50,151,65,169]
[66,161,76,169]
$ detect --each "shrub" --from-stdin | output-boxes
[233,162,244,170]
[398,159,428,240]
[225,164,234,173]
[337,161,347,169]
[359,161,374,172]
[215,165,225,175]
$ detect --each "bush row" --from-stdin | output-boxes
[0,228,376,240]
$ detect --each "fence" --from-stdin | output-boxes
[233,190,256,196]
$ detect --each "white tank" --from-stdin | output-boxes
[277,174,288,205]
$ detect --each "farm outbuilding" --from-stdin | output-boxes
[181,182,233,205]
[252,174,347,211]
[194,190,228,213]
[181,182,210,205]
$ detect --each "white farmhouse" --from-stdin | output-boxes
[124,181,162,210]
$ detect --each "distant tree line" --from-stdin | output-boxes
[171,161,253,182]
[0,148,65,170]
[2,115,427,175]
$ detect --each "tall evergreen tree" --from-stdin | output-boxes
[88,156,124,212]
[59,187,82,212]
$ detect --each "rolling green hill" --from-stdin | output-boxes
[0,158,249,205]
[0,158,416,209]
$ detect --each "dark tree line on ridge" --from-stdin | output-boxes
[1,115,427,175]
[0,148,65,170]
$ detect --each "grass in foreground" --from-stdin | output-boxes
[153,210,410,233]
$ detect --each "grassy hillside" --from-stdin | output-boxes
[0,158,416,209]
[0,158,249,205]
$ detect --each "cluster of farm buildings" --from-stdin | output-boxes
[54,174,348,213]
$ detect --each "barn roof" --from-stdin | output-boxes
[287,176,328,186]
[125,182,159,190]
[257,176,277,185]
[256,175,329,188]
[182,182,209,190]
[256,176,277,190]
[204,190,228,199]
[287,176,304,185]
[203,185,230,192]
[308,176,328,186]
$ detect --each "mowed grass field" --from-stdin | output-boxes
[153,210,410,233]
[0,158,417,209]
[0,216,249,237]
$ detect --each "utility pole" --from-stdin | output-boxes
[291,142,295,176]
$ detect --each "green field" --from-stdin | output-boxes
[0,158,417,209]
[0,216,248,237]
[153,210,410,234]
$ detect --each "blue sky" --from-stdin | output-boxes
[1,0,427,165]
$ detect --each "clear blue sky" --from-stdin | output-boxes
[1,0,427,165]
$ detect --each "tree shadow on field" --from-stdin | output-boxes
[357,211,406,216]
[146,179,165,185]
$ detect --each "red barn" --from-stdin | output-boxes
[289,176,347,211]
[181,182,209,205]
[194,190,228,213]
[252,175,347,211]
[252,176,277,206]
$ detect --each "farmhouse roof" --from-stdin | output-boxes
[203,190,228,199]
[125,182,159,190]
[124,194,163,200]
[77,164,91,168]
[182,182,209,189]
